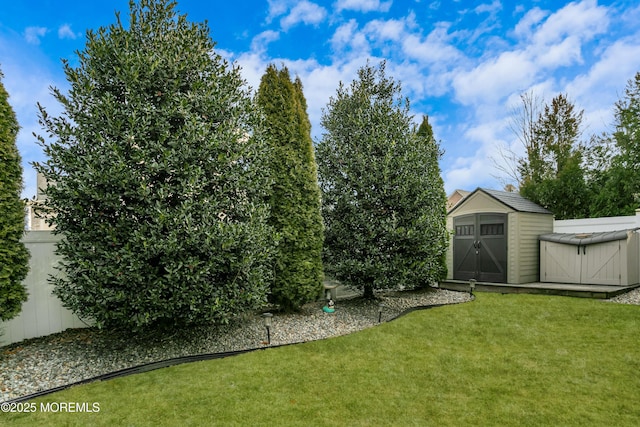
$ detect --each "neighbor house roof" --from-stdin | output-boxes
[448,187,552,215]
[446,189,471,210]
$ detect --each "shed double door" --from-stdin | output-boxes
[541,240,623,285]
[453,213,507,283]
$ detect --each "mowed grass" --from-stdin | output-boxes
[5,293,640,426]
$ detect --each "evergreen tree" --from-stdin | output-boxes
[415,114,447,275]
[256,65,323,311]
[0,68,30,322]
[317,62,448,299]
[517,94,589,219]
[416,115,434,141]
[33,0,274,330]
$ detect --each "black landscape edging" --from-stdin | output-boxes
[5,300,470,404]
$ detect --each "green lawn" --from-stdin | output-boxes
[4,293,640,426]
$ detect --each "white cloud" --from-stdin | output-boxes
[535,35,583,68]
[566,38,640,134]
[445,156,496,193]
[280,1,327,30]
[401,23,463,65]
[330,19,371,58]
[442,116,517,192]
[530,0,608,47]
[335,0,393,13]
[331,19,358,47]
[453,50,537,105]
[451,0,611,107]
[24,26,48,45]
[567,39,640,101]
[250,30,280,53]
[57,24,79,40]
[363,17,406,42]
[475,0,501,15]
[267,0,290,21]
[513,7,548,39]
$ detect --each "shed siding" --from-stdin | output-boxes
[446,215,454,280]
[450,191,512,215]
[516,213,553,283]
[628,232,639,285]
[507,212,518,284]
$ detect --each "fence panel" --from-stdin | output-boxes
[0,231,90,346]
[554,211,640,233]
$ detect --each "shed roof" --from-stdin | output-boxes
[448,187,552,215]
[539,229,638,246]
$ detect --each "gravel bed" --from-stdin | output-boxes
[605,285,640,305]
[0,287,470,402]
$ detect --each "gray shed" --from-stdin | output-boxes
[446,188,553,284]
[539,229,640,286]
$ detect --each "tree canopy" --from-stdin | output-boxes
[317,62,448,298]
[34,0,274,330]
[516,93,589,219]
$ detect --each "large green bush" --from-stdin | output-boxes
[34,0,274,330]
[316,62,448,298]
[0,68,30,322]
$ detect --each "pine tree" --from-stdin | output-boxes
[517,94,589,219]
[257,65,323,311]
[33,0,274,330]
[317,62,448,298]
[0,68,30,322]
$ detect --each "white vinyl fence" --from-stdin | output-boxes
[0,231,89,346]
[554,209,640,233]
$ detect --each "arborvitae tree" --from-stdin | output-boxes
[415,114,448,276]
[317,62,448,299]
[0,68,30,322]
[256,64,323,311]
[416,114,434,141]
[33,0,274,330]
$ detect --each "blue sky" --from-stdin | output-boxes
[1,0,640,199]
